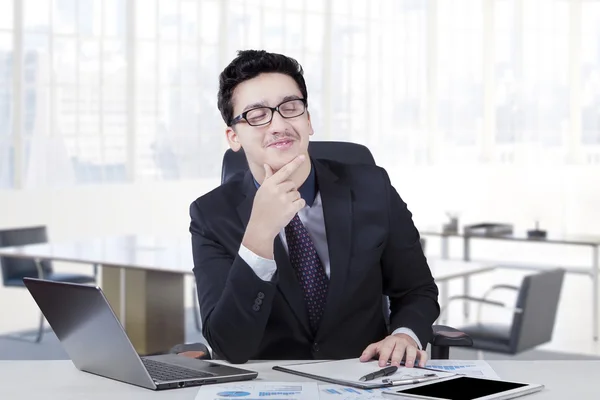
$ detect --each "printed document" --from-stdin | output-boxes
[195,381,319,400]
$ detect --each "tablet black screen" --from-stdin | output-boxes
[395,376,528,400]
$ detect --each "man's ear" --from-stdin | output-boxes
[226,126,242,151]
[307,111,314,136]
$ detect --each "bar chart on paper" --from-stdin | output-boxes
[195,382,320,400]
[319,385,387,399]
[423,360,499,379]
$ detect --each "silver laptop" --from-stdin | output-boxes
[23,277,258,390]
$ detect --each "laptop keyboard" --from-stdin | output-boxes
[141,358,213,382]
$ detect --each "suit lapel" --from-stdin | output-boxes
[313,159,353,339]
[236,170,312,336]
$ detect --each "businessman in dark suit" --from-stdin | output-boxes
[190,50,439,366]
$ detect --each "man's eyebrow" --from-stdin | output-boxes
[241,101,268,113]
[240,95,302,113]
[281,94,302,102]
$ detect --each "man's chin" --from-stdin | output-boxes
[265,147,305,170]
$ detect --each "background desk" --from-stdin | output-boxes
[0,359,597,399]
[0,235,496,355]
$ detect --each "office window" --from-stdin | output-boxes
[12,0,128,187]
[521,0,570,155]
[0,0,13,189]
[1,0,598,189]
[437,0,483,165]
[369,0,428,166]
[133,0,224,181]
[582,0,600,154]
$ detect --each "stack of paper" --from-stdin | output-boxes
[274,359,457,389]
[195,360,500,400]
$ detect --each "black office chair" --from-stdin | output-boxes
[441,268,565,356]
[0,226,97,342]
[179,141,472,360]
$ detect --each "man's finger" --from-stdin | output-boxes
[278,180,296,193]
[378,340,396,367]
[359,343,379,362]
[286,190,301,202]
[417,350,428,368]
[403,345,418,368]
[270,155,306,183]
[264,163,273,179]
[389,342,407,367]
[292,198,306,213]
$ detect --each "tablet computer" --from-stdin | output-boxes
[382,375,544,400]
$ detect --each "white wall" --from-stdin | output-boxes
[0,179,219,240]
[3,165,598,242]
[390,165,600,236]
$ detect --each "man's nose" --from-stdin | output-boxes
[266,110,288,134]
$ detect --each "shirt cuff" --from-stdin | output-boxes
[392,327,423,350]
[238,243,277,281]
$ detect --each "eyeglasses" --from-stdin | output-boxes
[230,98,307,127]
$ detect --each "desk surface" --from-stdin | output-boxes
[0,235,495,280]
[0,359,596,399]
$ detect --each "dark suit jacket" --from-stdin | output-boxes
[189,158,439,363]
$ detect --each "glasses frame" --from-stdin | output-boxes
[229,98,308,127]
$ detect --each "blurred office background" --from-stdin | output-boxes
[1,0,599,360]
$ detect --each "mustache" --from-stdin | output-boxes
[264,130,299,146]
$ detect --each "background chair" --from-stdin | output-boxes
[440,268,565,356]
[0,226,97,343]
[182,141,472,360]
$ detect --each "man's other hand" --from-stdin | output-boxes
[359,333,428,368]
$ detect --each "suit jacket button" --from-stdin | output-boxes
[252,304,260,312]
[255,298,263,305]
[257,292,265,299]
[312,342,319,352]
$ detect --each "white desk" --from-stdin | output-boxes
[0,235,496,354]
[0,359,596,399]
[0,236,193,355]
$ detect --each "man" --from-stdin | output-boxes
[189,50,439,367]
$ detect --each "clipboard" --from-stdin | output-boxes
[272,358,457,389]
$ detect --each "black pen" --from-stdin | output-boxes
[359,365,398,382]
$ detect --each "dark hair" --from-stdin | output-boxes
[217,50,308,126]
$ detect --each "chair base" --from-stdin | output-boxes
[192,285,202,332]
[1,327,53,343]
[431,346,450,360]
[0,312,48,343]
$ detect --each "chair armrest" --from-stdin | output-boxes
[452,295,523,313]
[440,296,523,321]
[482,284,519,303]
[432,325,473,348]
[488,284,519,292]
[169,342,212,360]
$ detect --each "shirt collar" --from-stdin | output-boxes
[253,160,318,207]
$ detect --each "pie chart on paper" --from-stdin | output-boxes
[215,391,251,397]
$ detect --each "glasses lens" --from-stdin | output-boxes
[279,99,306,118]
[245,108,272,126]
